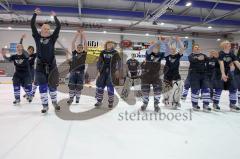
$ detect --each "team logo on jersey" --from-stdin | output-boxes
[104,54,113,59]
[198,55,205,59]
[151,55,160,62]
[209,62,215,66]
[15,59,24,64]
[223,56,232,62]
[169,57,176,63]
[40,38,50,44]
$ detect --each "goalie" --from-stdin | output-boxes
[121,53,141,99]
[162,36,185,109]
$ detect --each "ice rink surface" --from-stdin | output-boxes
[0,83,240,159]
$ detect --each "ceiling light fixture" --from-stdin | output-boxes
[186,2,192,7]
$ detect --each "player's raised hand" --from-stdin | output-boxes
[21,34,27,39]
[51,11,56,17]
[34,8,41,14]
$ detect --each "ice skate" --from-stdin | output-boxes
[41,105,49,113]
[172,102,181,109]
[140,103,147,111]
[162,98,169,106]
[108,102,114,109]
[67,98,73,105]
[213,103,221,111]
[23,94,27,98]
[28,96,33,103]
[52,102,61,111]
[154,103,160,112]
[230,104,240,112]
[192,104,200,111]
[76,97,80,103]
[203,104,211,112]
[94,101,102,108]
[13,99,20,105]
[181,96,186,101]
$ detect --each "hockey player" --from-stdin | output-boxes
[181,44,201,100]
[206,51,219,104]
[188,44,211,111]
[95,41,121,109]
[234,48,240,106]
[218,41,240,111]
[31,8,61,113]
[2,43,32,104]
[66,29,87,104]
[121,53,141,99]
[140,37,165,112]
[20,34,38,99]
[162,36,185,109]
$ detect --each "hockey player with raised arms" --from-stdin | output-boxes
[2,42,32,104]
[181,44,201,101]
[31,8,61,113]
[20,34,38,99]
[66,29,87,104]
[140,36,165,112]
[218,41,240,111]
[188,44,211,111]
[162,36,185,109]
[95,41,121,109]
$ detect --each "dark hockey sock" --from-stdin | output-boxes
[24,84,32,97]
[49,87,57,103]
[75,90,81,99]
[96,87,104,102]
[39,84,48,105]
[182,85,190,97]
[191,89,200,105]
[213,88,222,104]
[69,89,75,99]
[13,84,20,100]
[229,89,237,105]
[107,85,114,103]
[202,88,210,105]
[153,86,161,104]
[141,84,150,104]
[32,84,38,96]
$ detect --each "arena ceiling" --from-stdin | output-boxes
[0,0,239,38]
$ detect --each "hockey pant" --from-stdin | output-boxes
[12,73,32,100]
[96,72,114,104]
[68,71,85,100]
[141,80,162,105]
[35,60,59,107]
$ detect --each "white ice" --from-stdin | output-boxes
[0,83,240,159]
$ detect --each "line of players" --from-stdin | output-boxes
[122,38,240,112]
[1,8,122,113]
[2,8,240,113]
